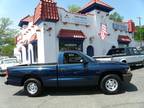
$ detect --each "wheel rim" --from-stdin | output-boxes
[105,78,118,92]
[27,82,38,95]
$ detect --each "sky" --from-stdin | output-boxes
[0,0,144,28]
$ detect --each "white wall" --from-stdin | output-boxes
[15,7,136,64]
[41,22,59,63]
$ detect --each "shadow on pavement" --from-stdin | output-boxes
[13,89,27,96]
[120,83,138,93]
[14,87,102,97]
[43,87,102,96]
[13,83,138,97]
[131,66,144,71]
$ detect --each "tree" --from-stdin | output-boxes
[134,26,144,41]
[0,17,18,57]
[0,17,12,35]
[0,37,15,57]
[109,12,124,22]
[0,17,18,37]
[68,5,81,13]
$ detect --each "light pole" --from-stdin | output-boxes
[137,17,142,47]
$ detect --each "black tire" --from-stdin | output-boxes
[100,74,122,94]
[24,78,42,97]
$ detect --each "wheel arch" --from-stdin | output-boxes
[120,59,127,63]
[21,74,43,86]
[98,71,123,85]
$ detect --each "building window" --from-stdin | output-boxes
[59,39,83,51]
[25,45,28,60]
[33,44,38,62]
[20,50,23,63]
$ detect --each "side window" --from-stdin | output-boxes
[64,53,84,64]
[133,48,140,55]
[128,48,134,55]
[107,49,125,55]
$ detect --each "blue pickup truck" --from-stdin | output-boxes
[5,51,132,97]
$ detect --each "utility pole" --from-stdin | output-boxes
[137,17,142,47]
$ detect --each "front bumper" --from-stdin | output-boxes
[122,72,132,83]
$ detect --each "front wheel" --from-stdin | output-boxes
[100,74,122,94]
[24,78,42,97]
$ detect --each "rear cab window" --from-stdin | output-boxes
[64,53,84,64]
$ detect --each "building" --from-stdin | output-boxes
[14,0,136,64]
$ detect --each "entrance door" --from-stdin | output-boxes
[87,46,94,57]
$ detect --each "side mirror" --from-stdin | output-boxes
[80,59,88,64]
[83,60,88,65]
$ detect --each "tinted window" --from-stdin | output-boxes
[64,53,83,64]
[133,48,140,55]
[107,48,126,55]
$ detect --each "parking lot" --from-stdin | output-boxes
[0,67,144,108]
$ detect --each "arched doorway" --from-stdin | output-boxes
[87,46,94,57]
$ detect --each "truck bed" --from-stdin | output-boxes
[18,63,58,66]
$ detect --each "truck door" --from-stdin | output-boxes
[58,52,89,87]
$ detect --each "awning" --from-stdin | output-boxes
[118,35,131,43]
[58,29,85,39]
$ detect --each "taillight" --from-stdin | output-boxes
[5,69,8,78]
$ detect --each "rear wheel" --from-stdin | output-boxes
[24,78,42,97]
[100,74,121,94]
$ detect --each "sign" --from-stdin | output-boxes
[113,22,128,31]
[64,44,77,47]
[99,24,108,40]
[61,12,91,25]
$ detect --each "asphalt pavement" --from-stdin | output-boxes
[0,67,144,108]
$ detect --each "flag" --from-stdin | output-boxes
[99,24,108,40]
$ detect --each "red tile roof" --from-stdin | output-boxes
[58,29,85,39]
[33,0,59,24]
[20,15,33,23]
[19,0,59,27]
[19,15,33,27]
[79,0,113,13]
[127,20,136,33]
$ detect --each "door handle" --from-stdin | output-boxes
[59,69,64,72]
[73,72,78,74]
